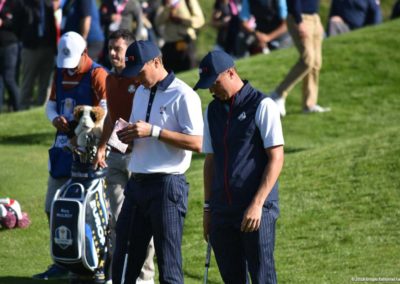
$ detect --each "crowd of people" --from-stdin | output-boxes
[0,0,206,113]
[1,0,399,114]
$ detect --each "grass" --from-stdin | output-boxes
[1,19,400,283]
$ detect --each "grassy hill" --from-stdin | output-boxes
[1,19,400,283]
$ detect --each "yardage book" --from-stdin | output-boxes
[107,118,129,153]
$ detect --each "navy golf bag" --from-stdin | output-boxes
[50,160,109,277]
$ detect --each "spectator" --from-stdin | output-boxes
[328,0,382,37]
[211,0,241,56]
[61,0,105,61]
[239,0,291,56]
[392,0,400,19]
[140,0,162,44]
[0,0,21,113]
[17,0,58,110]
[100,0,145,39]
[155,0,205,72]
[99,0,145,67]
[93,29,155,284]
[270,0,330,116]
[112,40,203,284]
[33,31,108,281]
[194,50,284,284]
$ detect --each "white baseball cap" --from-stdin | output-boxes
[57,31,87,68]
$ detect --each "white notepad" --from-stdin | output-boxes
[107,118,130,154]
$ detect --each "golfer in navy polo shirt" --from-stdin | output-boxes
[195,50,284,284]
[112,40,203,284]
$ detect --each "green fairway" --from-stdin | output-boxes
[1,19,400,283]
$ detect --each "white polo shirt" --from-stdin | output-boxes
[128,73,203,174]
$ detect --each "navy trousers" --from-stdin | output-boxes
[0,43,20,112]
[112,174,189,284]
[210,201,279,284]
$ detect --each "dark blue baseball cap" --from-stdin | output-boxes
[122,40,161,77]
[193,50,235,90]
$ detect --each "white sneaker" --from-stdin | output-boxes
[303,104,331,114]
[269,92,286,117]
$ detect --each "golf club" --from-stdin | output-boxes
[203,237,212,284]
[121,205,137,284]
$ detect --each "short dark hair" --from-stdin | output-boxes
[108,29,135,45]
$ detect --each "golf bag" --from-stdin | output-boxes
[50,160,109,276]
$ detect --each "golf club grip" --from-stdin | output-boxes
[205,240,211,266]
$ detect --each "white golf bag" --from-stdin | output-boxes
[50,161,109,276]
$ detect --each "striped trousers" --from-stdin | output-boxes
[210,201,279,284]
[112,174,189,284]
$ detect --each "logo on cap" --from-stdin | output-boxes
[62,47,70,56]
[125,56,135,62]
[199,67,208,74]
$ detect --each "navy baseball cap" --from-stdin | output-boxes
[193,50,235,90]
[122,40,161,77]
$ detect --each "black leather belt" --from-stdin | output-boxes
[132,173,169,181]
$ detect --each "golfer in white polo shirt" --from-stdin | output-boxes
[112,40,203,284]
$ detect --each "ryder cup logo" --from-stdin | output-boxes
[238,112,246,121]
[54,226,73,249]
[159,106,166,114]
[128,84,136,94]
